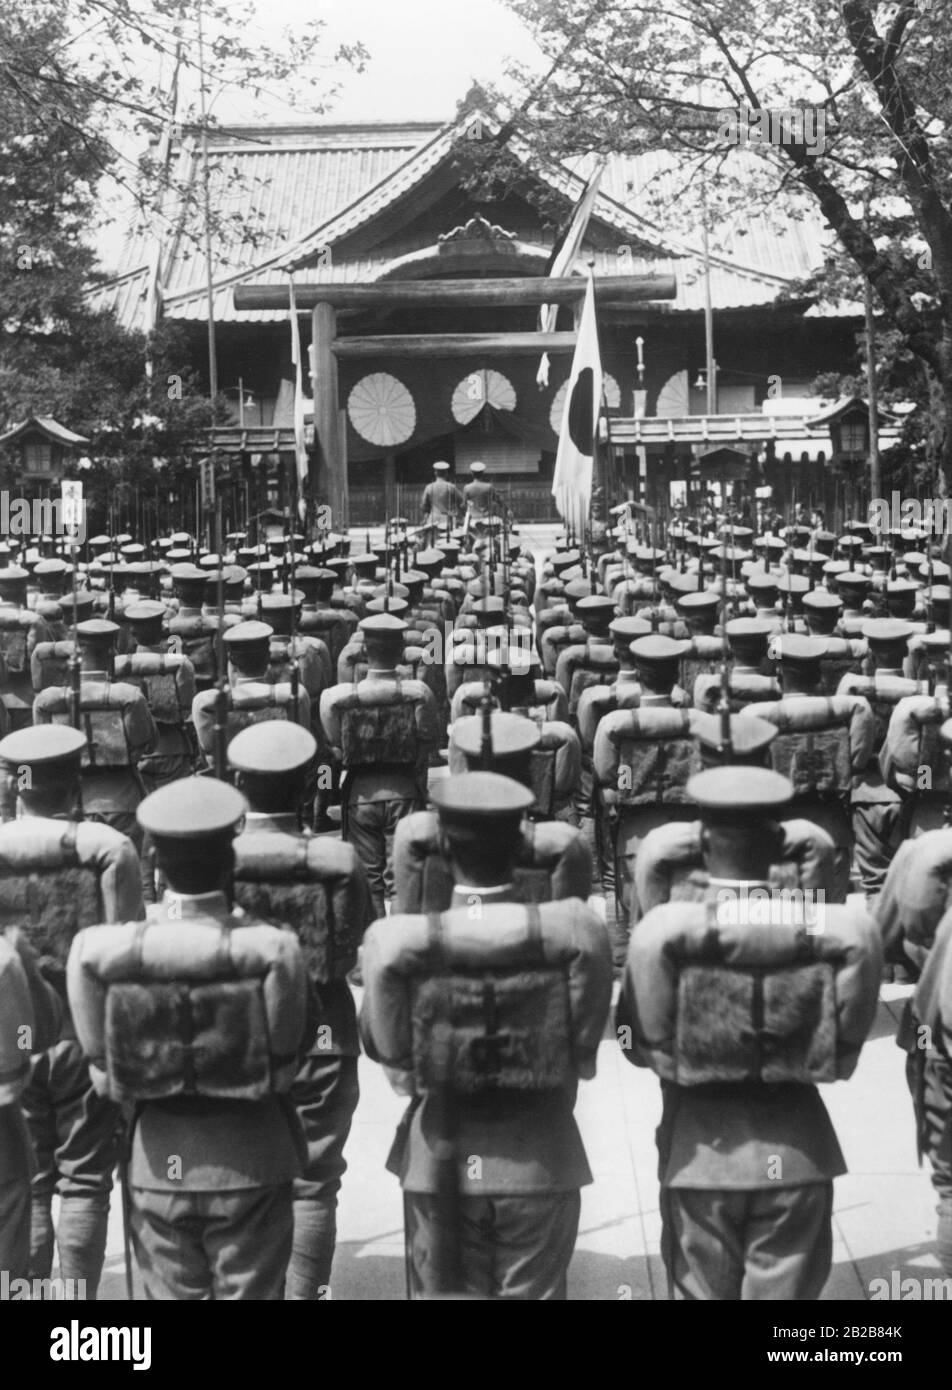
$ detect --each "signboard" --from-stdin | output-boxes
[199,457,216,509]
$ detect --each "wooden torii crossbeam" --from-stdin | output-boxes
[232,273,677,523]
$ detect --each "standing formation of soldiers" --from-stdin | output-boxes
[2,489,952,1299]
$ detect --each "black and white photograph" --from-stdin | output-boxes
[0,0,950,1346]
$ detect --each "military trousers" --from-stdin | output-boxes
[346,797,418,918]
[661,1183,834,1300]
[22,1039,121,1294]
[0,1103,33,1282]
[404,1190,581,1300]
[286,1054,360,1300]
[130,1184,294,1300]
[906,1049,952,1276]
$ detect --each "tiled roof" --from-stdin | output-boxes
[90,103,838,331]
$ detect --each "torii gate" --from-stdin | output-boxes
[234,273,676,522]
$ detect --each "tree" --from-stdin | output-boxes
[487,0,952,487]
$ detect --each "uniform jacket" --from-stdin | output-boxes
[320,671,438,802]
[191,681,311,758]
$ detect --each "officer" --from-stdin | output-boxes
[360,771,612,1299]
[320,612,439,917]
[0,725,143,1296]
[619,766,882,1299]
[421,461,464,542]
[67,778,311,1300]
[462,460,498,531]
[227,723,373,1299]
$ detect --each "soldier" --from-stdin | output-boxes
[67,778,311,1301]
[0,725,143,1296]
[227,723,373,1300]
[320,612,439,918]
[360,771,612,1299]
[619,766,882,1299]
[421,460,463,543]
[462,460,498,532]
[190,620,312,765]
[32,618,158,852]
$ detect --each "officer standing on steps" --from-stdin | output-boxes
[67,778,312,1301]
[227,722,374,1300]
[0,725,143,1298]
[618,767,882,1300]
[360,771,612,1300]
[421,461,463,544]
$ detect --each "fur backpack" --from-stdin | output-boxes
[67,913,307,1103]
[233,832,371,981]
[0,823,104,987]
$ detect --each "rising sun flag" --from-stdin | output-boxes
[551,268,602,538]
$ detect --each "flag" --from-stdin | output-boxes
[288,274,309,510]
[552,268,602,537]
[537,157,606,387]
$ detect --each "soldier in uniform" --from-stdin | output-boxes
[0,725,143,1296]
[67,778,312,1300]
[227,722,373,1299]
[320,612,439,918]
[360,771,612,1299]
[619,766,882,1299]
[462,460,498,533]
[421,461,463,543]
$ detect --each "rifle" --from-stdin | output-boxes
[718,518,733,759]
[288,533,301,725]
[67,542,82,733]
[212,501,228,781]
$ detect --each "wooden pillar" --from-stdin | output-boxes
[383,452,396,521]
[311,302,346,528]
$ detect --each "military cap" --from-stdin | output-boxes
[76,618,119,644]
[373,581,410,601]
[837,534,864,553]
[726,617,774,646]
[169,532,193,547]
[0,725,87,785]
[246,561,277,590]
[34,557,69,579]
[199,553,224,570]
[429,769,534,823]
[630,634,690,666]
[812,530,837,555]
[884,579,919,610]
[321,557,351,578]
[918,629,951,658]
[837,571,871,603]
[359,612,408,637]
[564,578,594,602]
[822,560,849,580]
[432,460,451,472]
[550,550,580,573]
[120,543,145,561]
[400,568,428,589]
[62,590,97,619]
[0,565,29,596]
[692,711,779,766]
[775,634,828,669]
[123,600,167,627]
[468,461,487,474]
[259,592,301,630]
[414,547,445,568]
[576,594,616,620]
[775,573,810,596]
[169,562,207,583]
[453,711,541,762]
[866,545,891,569]
[803,589,842,613]
[940,718,952,749]
[610,615,652,642]
[440,540,461,562]
[349,551,378,570]
[88,534,112,551]
[687,765,793,818]
[781,526,811,546]
[666,570,705,597]
[862,617,913,644]
[926,585,951,622]
[155,537,174,553]
[223,620,273,650]
[763,536,787,559]
[138,776,247,842]
[226,532,247,546]
[365,595,409,617]
[228,721,317,776]
[166,547,194,566]
[222,565,248,592]
[745,572,779,598]
[472,596,507,623]
[921,560,951,582]
[677,590,721,617]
